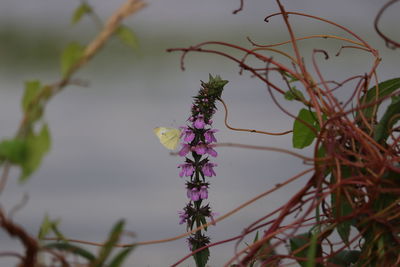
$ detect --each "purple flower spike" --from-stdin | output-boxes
[178,163,195,177]
[200,186,208,199]
[204,129,218,143]
[178,144,191,157]
[176,76,228,252]
[202,162,217,177]
[194,115,206,129]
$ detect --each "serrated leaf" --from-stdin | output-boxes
[92,220,125,267]
[293,109,318,149]
[192,246,209,267]
[71,3,92,24]
[108,246,135,267]
[20,124,51,182]
[358,78,400,120]
[45,242,96,262]
[0,139,27,164]
[61,42,84,77]
[116,26,139,50]
[327,250,360,266]
[374,95,400,143]
[22,80,42,112]
[284,87,305,101]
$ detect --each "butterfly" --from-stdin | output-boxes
[153,127,182,150]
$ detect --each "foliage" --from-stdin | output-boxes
[168,0,400,266]
[0,0,144,266]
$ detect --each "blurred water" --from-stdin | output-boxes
[0,0,400,266]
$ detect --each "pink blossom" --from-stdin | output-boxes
[178,163,195,177]
[181,127,195,143]
[194,115,206,129]
[204,129,218,143]
[202,162,217,177]
[178,210,188,224]
[207,146,218,157]
[194,143,207,155]
[178,144,191,157]
[188,188,200,201]
[200,186,208,199]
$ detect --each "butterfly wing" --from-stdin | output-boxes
[154,127,181,150]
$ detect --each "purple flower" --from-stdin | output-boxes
[178,144,191,157]
[200,186,208,199]
[194,115,206,129]
[188,187,200,201]
[204,129,218,143]
[210,212,219,225]
[194,144,218,157]
[194,143,207,155]
[178,210,189,224]
[207,146,218,157]
[202,162,217,177]
[181,127,195,143]
[186,238,193,251]
[178,163,195,177]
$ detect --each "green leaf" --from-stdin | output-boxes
[45,242,96,262]
[116,26,139,50]
[374,95,400,143]
[358,78,400,120]
[327,250,360,266]
[253,231,259,243]
[108,246,135,267]
[0,139,27,164]
[22,80,42,112]
[192,246,210,267]
[61,42,84,77]
[293,108,319,149]
[38,214,59,239]
[290,232,323,267]
[330,167,354,245]
[200,216,207,231]
[289,233,311,267]
[306,231,319,267]
[202,74,229,98]
[51,222,66,241]
[284,87,305,101]
[92,220,125,267]
[281,71,299,83]
[20,124,51,182]
[71,3,93,24]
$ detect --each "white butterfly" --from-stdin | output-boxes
[153,127,182,150]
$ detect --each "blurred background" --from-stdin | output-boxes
[0,0,399,266]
